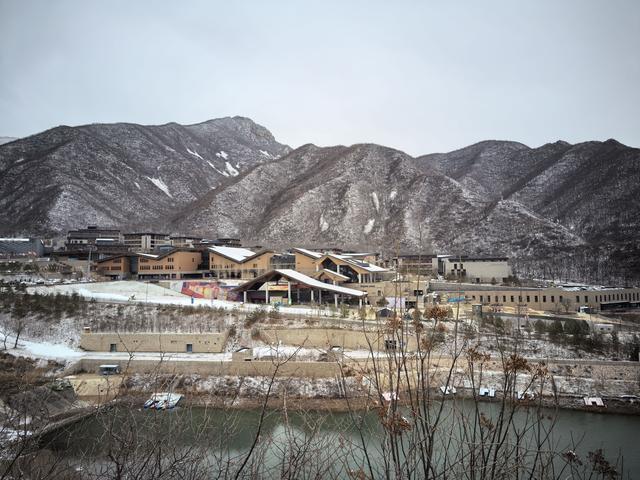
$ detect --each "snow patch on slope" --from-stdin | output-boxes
[363,219,375,234]
[216,151,229,160]
[371,192,380,212]
[259,150,272,158]
[225,162,239,176]
[134,181,141,189]
[146,177,173,198]
[319,214,329,232]
[389,190,397,200]
[186,148,204,160]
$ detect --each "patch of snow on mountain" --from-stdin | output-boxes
[146,177,173,198]
[216,151,229,160]
[389,190,397,200]
[371,192,380,212]
[15,158,24,164]
[225,162,239,176]
[165,146,176,153]
[206,161,228,176]
[186,148,204,160]
[259,150,272,158]
[319,214,329,232]
[363,218,375,234]
[134,181,141,189]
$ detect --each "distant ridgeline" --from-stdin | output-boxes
[0,117,638,284]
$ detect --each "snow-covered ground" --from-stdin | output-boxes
[3,334,84,362]
[27,280,343,318]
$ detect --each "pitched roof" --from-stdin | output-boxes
[293,247,323,259]
[232,269,367,297]
[321,253,387,273]
[209,246,257,262]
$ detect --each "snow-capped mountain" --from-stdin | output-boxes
[173,142,584,258]
[1,117,638,283]
[0,117,290,234]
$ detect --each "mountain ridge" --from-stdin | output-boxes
[1,117,638,283]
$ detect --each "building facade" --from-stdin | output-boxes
[433,255,511,283]
[208,246,274,279]
[123,232,172,252]
[96,248,203,280]
[457,286,640,312]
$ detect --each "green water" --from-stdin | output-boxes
[43,403,640,478]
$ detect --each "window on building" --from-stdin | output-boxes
[503,296,506,302]
[576,296,580,303]
[543,295,546,302]
[551,296,555,303]
[584,296,588,303]
[510,296,514,302]
[110,343,117,352]
[186,344,193,353]
[480,295,483,302]
[526,296,530,303]
[534,296,538,302]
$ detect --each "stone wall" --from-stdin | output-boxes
[80,332,228,353]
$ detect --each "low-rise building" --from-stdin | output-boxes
[392,253,436,274]
[441,284,640,313]
[0,237,45,257]
[293,248,387,283]
[65,226,128,258]
[208,246,274,279]
[433,255,511,284]
[231,269,367,306]
[96,248,203,280]
[170,235,203,248]
[123,232,172,252]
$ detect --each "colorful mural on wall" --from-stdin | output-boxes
[175,281,238,301]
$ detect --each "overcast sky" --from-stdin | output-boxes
[1,1,639,155]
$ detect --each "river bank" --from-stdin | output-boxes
[110,386,640,416]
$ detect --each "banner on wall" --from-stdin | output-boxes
[174,280,237,300]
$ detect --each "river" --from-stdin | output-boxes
[42,402,640,478]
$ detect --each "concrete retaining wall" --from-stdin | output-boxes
[260,327,418,351]
[80,332,228,353]
[70,358,342,378]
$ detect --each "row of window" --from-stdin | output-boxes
[472,291,640,304]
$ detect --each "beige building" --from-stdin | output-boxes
[80,332,228,353]
[96,248,202,280]
[456,285,640,312]
[293,248,387,284]
[96,255,132,279]
[123,232,172,252]
[208,246,274,279]
[433,255,511,284]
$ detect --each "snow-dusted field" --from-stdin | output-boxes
[27,280,341,318]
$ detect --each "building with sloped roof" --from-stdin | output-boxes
[208,246,275,279]
[232,269,367,307]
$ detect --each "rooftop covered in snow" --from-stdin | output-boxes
[232,269,367,297]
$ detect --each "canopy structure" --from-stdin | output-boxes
[231,269,367,306]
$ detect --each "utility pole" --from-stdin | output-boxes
[86,245,94,281]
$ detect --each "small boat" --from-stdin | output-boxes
[144,393,163,409]
[144,393,182,410]
[439,386,457,395]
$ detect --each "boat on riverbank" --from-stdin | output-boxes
[144,393,182,410]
